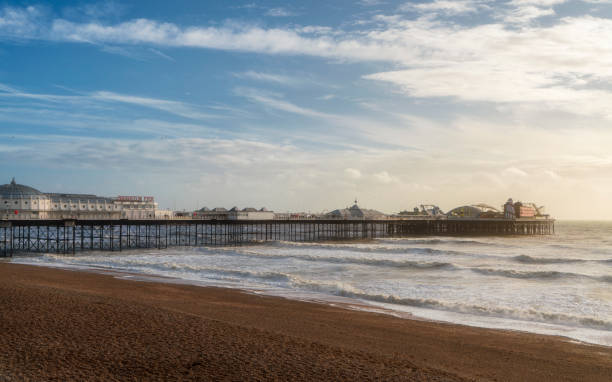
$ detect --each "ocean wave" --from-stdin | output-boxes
[511,255,585,264]
[598,275,612,284]
[471,267,612,284]
[267,241,472,257]
[471,268,577,280]
[378,238,502,247]
[35,255,293,283]
[125,260,294,283]
[222,250,455,270]
[287,276,612,331]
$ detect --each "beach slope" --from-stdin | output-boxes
[0,263,609,381]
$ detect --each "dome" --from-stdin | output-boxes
[326,202,385,220]
[0,178,43,198]
[447,204,501,218]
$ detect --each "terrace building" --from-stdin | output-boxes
[0,178,157,220]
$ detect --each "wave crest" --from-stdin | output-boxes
[511,255,584,264]
[288,277,612,331]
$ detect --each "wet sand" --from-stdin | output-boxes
[0,263,610,381]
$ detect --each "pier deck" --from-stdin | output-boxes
[0,218,554,256]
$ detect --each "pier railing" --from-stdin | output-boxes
[0,218,554,256]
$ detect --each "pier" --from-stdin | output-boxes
[0,218,554,257]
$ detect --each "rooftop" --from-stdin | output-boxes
[0,178,44,198]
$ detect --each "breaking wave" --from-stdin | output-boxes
[511,255,585,264]
[471,268,578,280]
[288,276,612,331]
[221,250,455,270]
[268,241,474,257]
[33,255,294,283]
[471,267,612,284]
[378,238,503,247]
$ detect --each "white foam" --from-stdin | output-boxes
[10,221,612,347]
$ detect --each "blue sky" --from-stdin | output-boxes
[2,0,612,218]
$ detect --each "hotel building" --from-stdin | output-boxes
[0,178,157,220]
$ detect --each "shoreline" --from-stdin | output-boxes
[10,256,611,347]
[1,262,610,381]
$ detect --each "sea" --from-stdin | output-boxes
[10,220,612,346]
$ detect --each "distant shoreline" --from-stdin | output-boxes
[1,263,610,381]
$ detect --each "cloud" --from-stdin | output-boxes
[503,167,529,177]
[99,45,146,59]
[265,8,296,17]
[62,1,127,20]
[4,5,612,121]
[344,168,362,179]
[544,170,562,180]
[0,5,44,39]
[509,0,567,5]
[360,0,385,5]
[363,16,612,119]
[91,91,221,120]
[233,71,298,85]
[401,0,485,15]
[235,87,332,118]
[373,170,398,183]
[4,108,612,217]
[148,47,174,61]
[502,4,555,23]
[0,83,226,129]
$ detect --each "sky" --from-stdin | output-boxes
[1,0,612,218]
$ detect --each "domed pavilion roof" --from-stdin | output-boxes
[0,178,44,198]
[326,201,386,220]
[446,204,501,218]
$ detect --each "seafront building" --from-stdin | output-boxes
[193,207,275,220]
[0,179,157,220]
[325,202,386,220]
[1,178,549,221]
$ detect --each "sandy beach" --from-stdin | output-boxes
[0,262,610,381]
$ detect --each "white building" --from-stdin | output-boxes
[194,207,275,220]
[155,209,175,219]
[227,207,275,220]
[114,196,157,220]
[1,179,52,220]
[0,178,158,220]
[326,202,387,220]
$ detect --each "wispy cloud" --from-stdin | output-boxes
[359,0,385,6]
[0,83,222,121]
[0,5,44,39]
[233,71,299,86]
[265,8,296,17]
[3,4,612,122]
[91,91,221,120]
[318,94,336,100]
[235,87,332,118]
[0,3,609,119]
[400,0,487,15]
[148,47,174,61]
